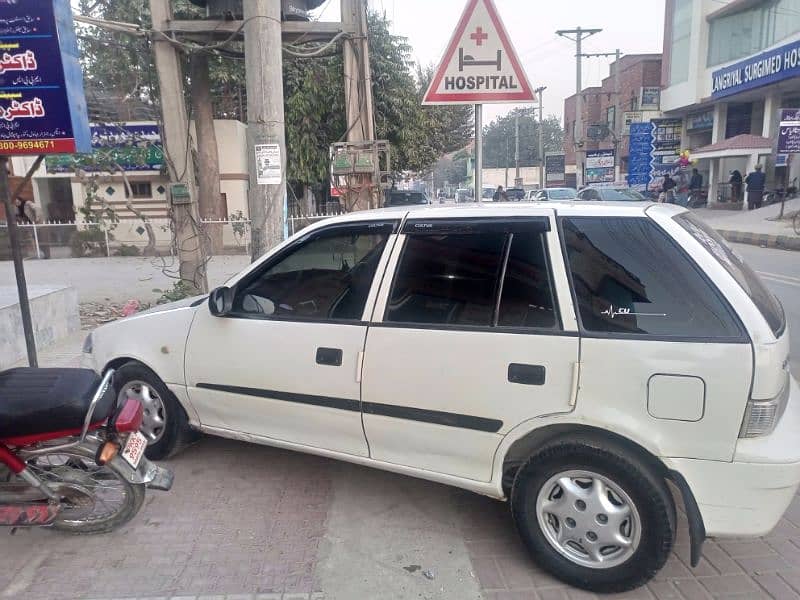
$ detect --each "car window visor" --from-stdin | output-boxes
[401,217,550,236]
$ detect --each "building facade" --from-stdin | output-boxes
[661,0,800,203]
[564,54,663,184]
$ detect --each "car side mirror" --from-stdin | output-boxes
[208,286,234,317]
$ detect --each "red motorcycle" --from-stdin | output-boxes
[0,368,173,533]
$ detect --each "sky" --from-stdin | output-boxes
[314,0,666,126]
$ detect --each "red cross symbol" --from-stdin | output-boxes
[470,26,489,46]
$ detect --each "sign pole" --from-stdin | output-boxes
[475,104,483,201]
[0,157,37,367]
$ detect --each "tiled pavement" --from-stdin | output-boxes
[5,336,800,599]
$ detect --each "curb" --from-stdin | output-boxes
[717,229,800,251]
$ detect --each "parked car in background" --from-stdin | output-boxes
[85,202,797,594]
[532,187,578,201]
[505,187,526,201]
[578,187,646,201]
[384,190,431,207]
[456,188,473,203]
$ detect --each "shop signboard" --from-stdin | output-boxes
[0,0,90,155]
[778,108,800,154]
[544,152,565,186]
[712,37,800,99]
[687,110,714,132]
[627,121,653,188]
[623,111,643,134]
[640,87,660,110]
[585,149,615,184]
[45,123,163,173]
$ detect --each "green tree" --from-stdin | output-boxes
[482,107,563,169]
[74,4,473,193]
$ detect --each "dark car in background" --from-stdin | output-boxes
[384,190,431,207]
[505,188,526,201]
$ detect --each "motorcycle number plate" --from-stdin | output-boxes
[121,431,148,469]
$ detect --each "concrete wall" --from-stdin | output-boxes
[0,285,80,369]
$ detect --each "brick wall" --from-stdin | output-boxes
[563,54,663,168]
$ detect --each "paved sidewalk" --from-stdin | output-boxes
[694,198,800,250]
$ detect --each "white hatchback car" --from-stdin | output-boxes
[85,202,799,593]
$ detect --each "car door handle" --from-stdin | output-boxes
[316,347,343,367]
[508,363,546,386]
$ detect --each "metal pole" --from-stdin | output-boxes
[537,86,546,188]
[514,114,520,180]
[505,138,509,188]
[475,104,483,201]
[0,156,37,367]
[614,48,621,182]
[575,27,583,188]
[31,222,39,259]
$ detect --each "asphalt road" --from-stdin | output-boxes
[732,243,800,377]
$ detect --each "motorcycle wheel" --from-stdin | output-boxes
[24,449,145,534]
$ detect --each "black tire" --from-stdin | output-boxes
[113,361,198,460]
[510,438,675,593]
[26,448,146,534]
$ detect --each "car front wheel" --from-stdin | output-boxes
[511,439,675,593]
[114,362,198,460]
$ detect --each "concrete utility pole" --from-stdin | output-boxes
[556,27,601,188]
[582,49,623,180]
[342,0,377,210]
[150,0,208,293]
[244,0,287,261]
[535,86,547,188]
[475,105,483,201]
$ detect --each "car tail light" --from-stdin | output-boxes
[114,399,144,433]
[739,374,790,438]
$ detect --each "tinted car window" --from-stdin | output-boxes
[562,217,743,338]
[674,212,785,336]
[386,234,506,326]
[386,191,428,206]
[497,233,558,328]
[235,227,389,321]
[596,188,638,201]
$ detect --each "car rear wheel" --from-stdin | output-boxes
[114,362,198,460]
[511,439,675,593]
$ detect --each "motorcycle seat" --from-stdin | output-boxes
[0,368,116,439]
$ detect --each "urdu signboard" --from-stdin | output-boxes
[0,0,90,155]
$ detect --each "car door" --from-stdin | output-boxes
[184,220,398,457]
[360,212,579,482]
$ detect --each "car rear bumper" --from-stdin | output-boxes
[666,375,800,537]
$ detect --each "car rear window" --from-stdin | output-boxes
[674,212,785,336]
[549,189,576,199]
[561,216,744,339]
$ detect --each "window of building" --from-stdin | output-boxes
[234,225,390,321]
[606,106,616,131]
[127,182,152,199]
[561,216,743,339]
[708,0,800,67]
[726,103,753,138]
[385,229,558,330]
[669,0,692,84]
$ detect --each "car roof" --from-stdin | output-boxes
[311,201,685,228]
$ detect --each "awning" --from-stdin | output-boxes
[691,134,772,160]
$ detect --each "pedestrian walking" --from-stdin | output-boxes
[661,174,677,204]
[745,165,766,210]
[689,168,703,206]
[729,170,743,202]
[493,185,508,202]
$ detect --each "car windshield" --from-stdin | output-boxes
[674,212,785,337]
[548,189,577,199]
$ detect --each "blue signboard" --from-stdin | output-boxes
[0,0,90,155]
[712,38,800,99]
[627,122,652,187]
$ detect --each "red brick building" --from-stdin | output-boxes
[564,54,662,180]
